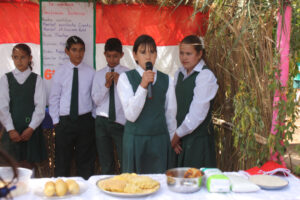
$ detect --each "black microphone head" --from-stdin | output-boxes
[146,62,153,70]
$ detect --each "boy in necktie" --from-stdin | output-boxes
[92,38,129,174]
[49,36,96,179]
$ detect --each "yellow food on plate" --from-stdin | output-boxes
[128,175,159,189]
[42,179,81,197]
[98,179,127,192]
[55,179,64,184]
[113,173,138,181]
[66,179,80,194]
[97,173,160,194]
[123,183,143,193]
[55,179,68,196]
[44,181,56,197]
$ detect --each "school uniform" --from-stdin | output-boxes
[92,64,129,174]
[117,65,177,174]
[174,59,218,168]
[0,68,47,162]
[49,61,95,180]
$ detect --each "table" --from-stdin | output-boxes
[13,173,300,200]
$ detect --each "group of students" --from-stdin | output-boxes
[0,34,218,180]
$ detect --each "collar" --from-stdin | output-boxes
[68,60,82,69]
[107,64,121,72]
[13,67,31,75]
[180,59,206,74]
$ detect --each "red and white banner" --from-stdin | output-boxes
[0,1,209,79]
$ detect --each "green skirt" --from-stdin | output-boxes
[122,133,174,174]
[177,131,216,168]
[1,126,47,163]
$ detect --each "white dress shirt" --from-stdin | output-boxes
[117,65,177,140]
[174,59,219,138]
[92,64,129,125]
[0,68,46,132]
[49,61,95,124]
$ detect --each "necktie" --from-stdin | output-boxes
[70,67,78,120]
[108,68,116,122]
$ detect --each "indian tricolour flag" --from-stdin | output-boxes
[0,1,209,89]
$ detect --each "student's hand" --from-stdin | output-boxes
[173,144,182,154]
[113,72,120,84]
[20,127,34,141]
[8,130,22,142]
[171,133,181,148]
[140,70,155,89]
[105,72,114,88]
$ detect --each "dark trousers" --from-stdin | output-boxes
[55,112,95,180]
[95,116,124,174]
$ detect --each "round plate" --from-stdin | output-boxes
[249,175,288,190]
[96,177,160,198]
[34,179,88,199]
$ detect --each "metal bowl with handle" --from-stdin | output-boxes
[166,167,203,193]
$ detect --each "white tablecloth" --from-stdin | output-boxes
[13,173,300,200]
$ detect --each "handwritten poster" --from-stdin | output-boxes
[40,1,95,99]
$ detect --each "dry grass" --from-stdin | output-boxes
[206,1,279,170]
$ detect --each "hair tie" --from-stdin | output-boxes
[199,36,205,49]
[72,36,78,42]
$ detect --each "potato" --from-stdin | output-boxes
[66,179,80,194]
[55,179,68,196]
[55,178,64,183]
[44,181,56,197]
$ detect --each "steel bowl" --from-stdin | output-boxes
[166,167,203,193]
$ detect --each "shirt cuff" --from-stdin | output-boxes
[28,122,38,130]
[176,126,189,138]
[5,124,15,132]
[136,85,147,95]
[52,118,59,125]
[169,132,175,141]
[102,86,110,92]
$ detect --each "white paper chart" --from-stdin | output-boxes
[41,1,95,100]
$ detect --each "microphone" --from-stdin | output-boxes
[145,62,153,99]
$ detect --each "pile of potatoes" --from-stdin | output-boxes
[44,179,80,197]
